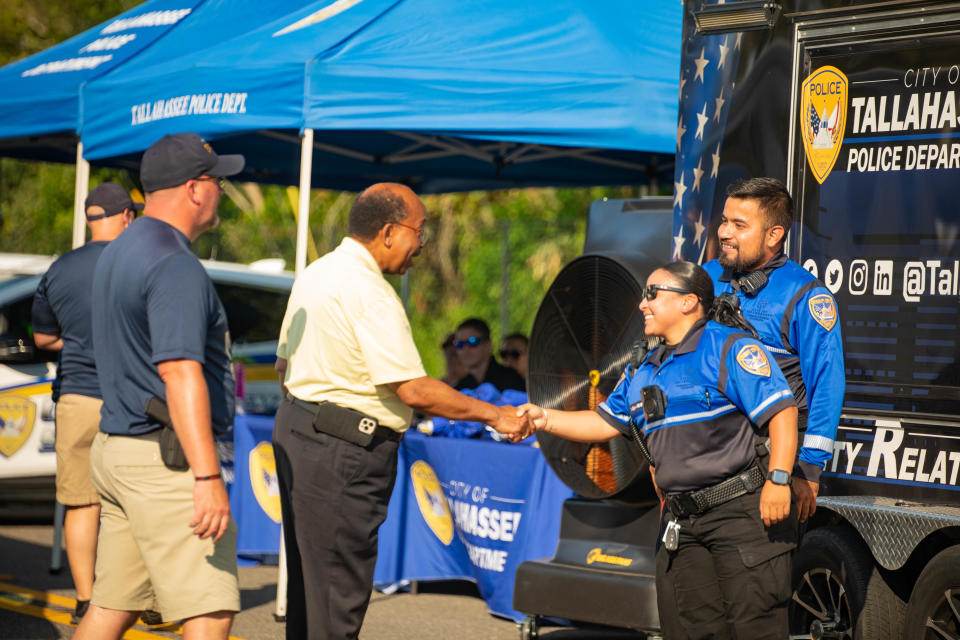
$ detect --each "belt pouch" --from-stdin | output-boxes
[144,396,190,471]
[311,401,376,447]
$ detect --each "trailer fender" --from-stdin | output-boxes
[818,496,960,570]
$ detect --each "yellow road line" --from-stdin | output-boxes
[0,581,245,639]
[0,594,167,639]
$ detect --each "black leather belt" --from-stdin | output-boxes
[287,395,403,444]
[665,465,765,519]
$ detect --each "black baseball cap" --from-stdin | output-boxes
[85,182,144,220]
[140,132,245,193]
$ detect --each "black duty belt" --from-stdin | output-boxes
[665,465,765,519]
[287,395,403,445]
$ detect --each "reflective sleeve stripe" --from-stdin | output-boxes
[748,389,793,422]
[764,345,792,356]
[597,401,629,425]
[802,434,835,452]
[643,402,737,433]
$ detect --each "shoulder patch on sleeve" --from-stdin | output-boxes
[736,344,771,377]
[808,293,837,331]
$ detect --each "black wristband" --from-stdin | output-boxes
[195,473,222,481]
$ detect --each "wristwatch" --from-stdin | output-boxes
[767,469,792,486]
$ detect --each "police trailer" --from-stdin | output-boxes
[514,2,960,639]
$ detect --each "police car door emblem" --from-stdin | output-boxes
[800,65,849,184]
[808,294,837,331]
[0,394,36,457]
[736,345,771,377]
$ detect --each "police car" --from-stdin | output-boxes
[0,253,293,510]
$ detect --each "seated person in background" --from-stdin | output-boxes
[441,333,468,386]
[454,318,526,392]
[499,332,529,382]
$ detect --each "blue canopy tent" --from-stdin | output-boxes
[0,0,200,245]
[80,0,681,269]
[0,0,323,246]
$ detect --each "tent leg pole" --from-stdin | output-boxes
[295,128,314,275]
[73,141,90,248]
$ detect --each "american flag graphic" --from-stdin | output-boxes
[672,2,743,263]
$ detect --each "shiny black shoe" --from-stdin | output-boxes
[70,599,89,625]
[140,609,164,625]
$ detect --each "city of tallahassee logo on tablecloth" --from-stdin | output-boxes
[801,65,849,184]
[736,345,771,377]
[411,460,453,545]
[808,294,838,331]
[249,442,282,523]
[0,394,35,457]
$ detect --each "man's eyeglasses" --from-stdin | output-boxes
[499,349,522,360]
[195,176,225,191]
[394,221,430,244]
[454,336,486,349]
[643,284,693,301]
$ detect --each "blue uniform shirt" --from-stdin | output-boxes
[92,216,235,436]
[598,319,796,494]
[31,241,108,400]
[704,254,844,481]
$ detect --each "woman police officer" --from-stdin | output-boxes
[518,261,798,640]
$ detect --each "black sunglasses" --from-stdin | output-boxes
[454,336,487,349]
[643,284,693,301]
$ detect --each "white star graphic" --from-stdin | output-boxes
[678,73,687,100]
[736,33,743,50]
[694,213,706,247]
[692,157,705,192]
[673,227,686,261]
[674,173,687,210]
[676,116,687,152]
[694,48,709,83]
[710,143,721,179]
[714,87,725,123]
[695,103,709,141]
[718,37,730,70]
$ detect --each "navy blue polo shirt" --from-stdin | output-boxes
[92,216,235,436]
[32,242,108,400]
[599,319,796,494]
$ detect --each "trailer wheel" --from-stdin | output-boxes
[788,527,904,640]
[902,545,960,640]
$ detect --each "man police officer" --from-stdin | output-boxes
[704,177,845,522]
[32,182,137,623]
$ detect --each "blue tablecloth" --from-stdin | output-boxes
[230,414,282,558]
[373,431,573,621]
[230,417,573,620]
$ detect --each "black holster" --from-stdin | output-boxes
[144,396,189,471]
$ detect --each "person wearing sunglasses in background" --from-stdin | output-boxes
[517,261,799,640]
[498,333,529,383]
[453,318,526,392]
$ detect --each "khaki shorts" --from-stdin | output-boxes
[89,432,240,622]
[54,394,102,506]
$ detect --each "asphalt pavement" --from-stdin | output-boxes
[0,522,647,640]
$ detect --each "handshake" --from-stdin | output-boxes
[488,403,549,443]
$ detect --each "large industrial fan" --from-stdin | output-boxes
[528,253,651,502]
[514,198,673,638]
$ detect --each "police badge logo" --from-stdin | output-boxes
[808,294,838,331]
[800,66,848,184]
[0,394,36,458]
[249,442,282,523]
[736,345,771,377]
[410,460,454,545]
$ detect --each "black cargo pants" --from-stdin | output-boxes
[273,397,400,640]
[656,490,797,640]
